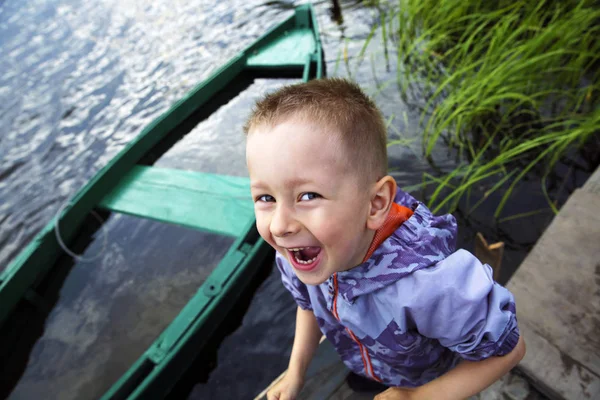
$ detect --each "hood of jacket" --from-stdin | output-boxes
[335,188,458,303]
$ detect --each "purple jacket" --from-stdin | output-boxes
[276,189,520,387]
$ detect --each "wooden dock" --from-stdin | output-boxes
[256,167,600,400]
[506,166,600,400]
[254,336,374,400]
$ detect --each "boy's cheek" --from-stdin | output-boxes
[255,220,274,247]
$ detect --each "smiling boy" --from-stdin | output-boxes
[245,79,525,400]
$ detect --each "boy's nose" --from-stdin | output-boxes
[270,205,299,238]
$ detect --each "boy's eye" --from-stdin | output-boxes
[256,194,275,203]
[299,192,320,201]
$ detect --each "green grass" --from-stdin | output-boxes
[372,0,600,217]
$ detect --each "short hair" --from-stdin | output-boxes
[244,78,388,183]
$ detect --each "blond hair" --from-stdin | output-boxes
[244,78,388,183]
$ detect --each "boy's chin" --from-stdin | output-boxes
[294,269,329,286]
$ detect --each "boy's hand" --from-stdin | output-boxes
[267,372,304,400]
[374,387,419,400]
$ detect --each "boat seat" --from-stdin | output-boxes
[246,27,316,68]
[98,166,254,237]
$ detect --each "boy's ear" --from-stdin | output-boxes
[367,175,397,231]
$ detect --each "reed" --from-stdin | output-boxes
[375,0,600,216]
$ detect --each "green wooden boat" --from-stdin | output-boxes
[0,4,324,399]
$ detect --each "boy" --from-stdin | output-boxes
[244,79,525,400]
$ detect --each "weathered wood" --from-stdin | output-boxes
[254,336,351,400]
[507,188,600,399]
[98,165,254,237]
[474,232,504,281]
[583,165,600,194]
[327,383,378,400]
[246,28,316,68]
[516,321,600,400]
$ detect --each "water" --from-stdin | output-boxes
[1,0,595,398]
[0,0,294,268]
[5,216,234,400]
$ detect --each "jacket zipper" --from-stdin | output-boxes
[332,272,381,382]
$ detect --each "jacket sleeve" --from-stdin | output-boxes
[399,249,520,361]
[276,253,313,311]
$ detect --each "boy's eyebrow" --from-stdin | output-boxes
[284,177,314,186]
[250,177,314,189]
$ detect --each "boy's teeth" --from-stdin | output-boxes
[290,249,317,265]
[296,256,317,264]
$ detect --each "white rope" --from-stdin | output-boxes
[54,200,108,263]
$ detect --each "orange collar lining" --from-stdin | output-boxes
[362,202,414,262]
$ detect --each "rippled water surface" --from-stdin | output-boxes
[1,0,587,398]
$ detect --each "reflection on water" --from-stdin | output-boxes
[156,78,300,175]
[182,263,298,400]
[6,214,233,400]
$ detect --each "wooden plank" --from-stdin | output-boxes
[255,337,350,400]
[507,188,600,399]
[517,321,600,400]
[327,384,374,400]
[99,166,254,237]
[246,28,316,68]
[583,165,600,194]
[300,342,348,400]
[474,232,504,281]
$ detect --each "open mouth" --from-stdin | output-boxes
[286,246,322,271]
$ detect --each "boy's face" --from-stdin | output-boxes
[246,119,375,286]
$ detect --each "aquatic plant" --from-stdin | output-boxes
[375,0,600,217]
